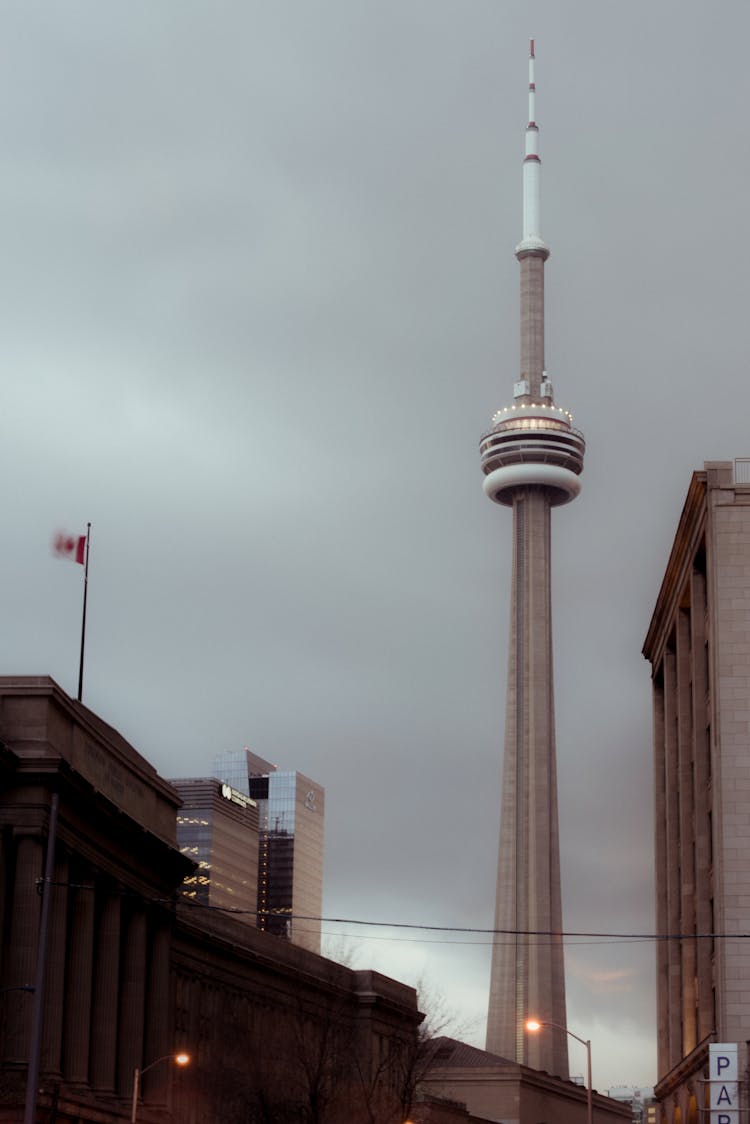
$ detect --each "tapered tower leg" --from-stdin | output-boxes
[485,487,568,1077]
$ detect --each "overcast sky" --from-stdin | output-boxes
[3,0,749,1092]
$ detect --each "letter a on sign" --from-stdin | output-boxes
[710,1045,738,1124]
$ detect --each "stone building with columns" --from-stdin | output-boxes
[0,676,422,1124]
[643,460,750,1124]
[0,675,191,1115]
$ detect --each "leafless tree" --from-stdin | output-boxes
[352,981,464,1124]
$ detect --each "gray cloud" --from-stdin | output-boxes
[2,0,747,1090]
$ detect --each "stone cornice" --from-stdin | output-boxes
[0,675,184,845]
[643,471,709,668]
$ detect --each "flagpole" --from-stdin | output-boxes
[77,523,91,702]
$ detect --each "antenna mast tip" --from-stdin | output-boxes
[530,38,535,58]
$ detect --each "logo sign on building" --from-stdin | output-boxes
[709,1044,739,1124]
[220,782,256,810]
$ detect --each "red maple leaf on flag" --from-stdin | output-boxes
[52,532,86,565]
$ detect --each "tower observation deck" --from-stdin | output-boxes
[482,41,584,1079]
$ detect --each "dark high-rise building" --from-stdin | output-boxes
[213,748,324,953]
[171,777,259,921]
[481,42,584,1076]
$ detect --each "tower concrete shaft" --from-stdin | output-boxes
[519,255,546,397]
[480,41,583,1078]
[485,487,568,1076]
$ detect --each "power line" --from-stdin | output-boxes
[318,930,658,948]
[178,898,745,942]
[40,880,747,943]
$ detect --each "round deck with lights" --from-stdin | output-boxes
[480,401,585,506]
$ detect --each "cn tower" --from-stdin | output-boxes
[481,41,584,1078]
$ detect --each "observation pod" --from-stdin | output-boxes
[480,402,585,506]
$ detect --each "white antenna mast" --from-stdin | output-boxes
[517,39,549,257]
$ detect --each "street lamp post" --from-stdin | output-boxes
[130,1052,190,1123]
[526,1019,592,1124]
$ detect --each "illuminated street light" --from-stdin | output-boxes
[130,1052,190,1123]
[526,1019,592,1124]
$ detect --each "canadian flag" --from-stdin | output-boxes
[53,532,86,565]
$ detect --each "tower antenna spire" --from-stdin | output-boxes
[517,37,548,257]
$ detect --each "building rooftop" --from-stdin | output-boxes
[428,1037,513,1069]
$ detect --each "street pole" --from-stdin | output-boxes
[130,1054,189,1123]
[130,1067,141,1124]
[585,1036,592,1124]
[526,1018,592,1124]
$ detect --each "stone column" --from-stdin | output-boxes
[690,568,714,1040]
[0,829,7,984]
[117,905,147,1098]
[652,672,669,1078]
[676,608,697,1054]
[143,913,172,1104]
[41,850,69,1077]
[90,886,121,1093]
[172,976,201,1124]
[63,872,96,1084]
[3,832,43,1063]
[663,647,682,1069]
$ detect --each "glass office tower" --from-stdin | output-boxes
[212,749,324,953]
[171,776,259,922]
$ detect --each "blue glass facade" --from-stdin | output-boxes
[212,749,324,952]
